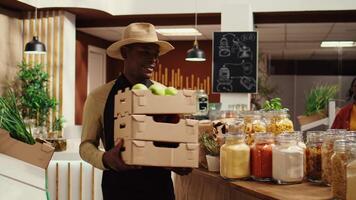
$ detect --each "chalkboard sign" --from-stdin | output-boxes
[212,32,258,93]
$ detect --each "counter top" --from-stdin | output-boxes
[175,168,332,200]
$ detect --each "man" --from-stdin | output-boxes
[79,23,191,200]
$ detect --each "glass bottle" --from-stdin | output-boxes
[272,133,304,184]
[331,140,347,200]
[241,111,266,145]
[305,131,324,183]
[196,89,209,116]
[321,132,344,186]
[251,132,274,181]
[346,142,356,200]
[265,110,294,136]
[220,132,250,180]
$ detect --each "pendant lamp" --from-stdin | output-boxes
[185,1,206,62]
[24,8,46,54]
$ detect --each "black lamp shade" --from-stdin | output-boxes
[185,43,206,62]
[24,36,46,54]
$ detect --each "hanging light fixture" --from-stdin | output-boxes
[185,0,206,62]
[24,8,46,54]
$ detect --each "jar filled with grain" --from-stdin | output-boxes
[331,140,348,200]
[321,132,344,186]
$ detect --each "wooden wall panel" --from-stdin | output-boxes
[23,10,65,129]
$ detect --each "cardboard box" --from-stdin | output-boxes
[0,129,54,169]
[122,140,199,168]
[115,88,196,116]
[0,129,54,198]
[115,115,199,143]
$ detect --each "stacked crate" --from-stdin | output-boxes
[114,88,199,167]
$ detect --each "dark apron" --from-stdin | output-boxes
[102,75,175,200]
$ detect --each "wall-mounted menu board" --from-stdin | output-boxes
[212,32,258,93]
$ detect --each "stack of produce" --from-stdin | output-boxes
[114,84,199,167]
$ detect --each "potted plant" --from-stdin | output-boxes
[298,84,338,125]
[199,132,220,172]
[17,61,57,138]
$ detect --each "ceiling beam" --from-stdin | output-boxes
[76,12,221,28]
[254,10,356,23]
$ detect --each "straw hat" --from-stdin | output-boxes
[107,22,174,59]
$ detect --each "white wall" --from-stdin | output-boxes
[62,11,76,128]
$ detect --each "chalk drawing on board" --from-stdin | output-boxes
[241,33,256,41]
[240,76,256,90]
[242,61,253,75]
[216,64,233,92]
[218,37,231,57]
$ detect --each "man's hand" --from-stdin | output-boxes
[102,139,140,171]
[167,167,193,176]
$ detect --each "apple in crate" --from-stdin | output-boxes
[165,86,178,96]
[149,84,165,96]
[132,83,148,90]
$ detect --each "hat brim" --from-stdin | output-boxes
[107,39,174,60]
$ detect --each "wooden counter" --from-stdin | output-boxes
[174,168,332,200]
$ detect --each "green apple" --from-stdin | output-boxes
[132,83,148,90]
[149,84,165,96]
[165,86,178,96]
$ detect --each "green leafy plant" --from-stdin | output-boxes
[199,133,220,156]
[305,84,338,116]
[17,61,57,126]
[263,97,286,111]
[52,116,65,132]
[0,90,35,144]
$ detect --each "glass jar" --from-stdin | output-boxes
[196,89,209,116]
[220,132,250,180]
[265,110,294,136]
[347,142,356,200]
[251,132,274,181]
[321,133,344,186]
[331,140,348,200]
[241,111,266,145]
[306,131,324,183]
[272,133,304,184]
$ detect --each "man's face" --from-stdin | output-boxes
[123,43,160,81]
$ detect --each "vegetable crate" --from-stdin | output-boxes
[114,88,199,168]
[114,88,196,116]
[0,129,54,200]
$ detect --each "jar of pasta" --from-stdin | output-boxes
[241,111,266,145]
[251,132,274,181]
[346,142,356,200]
[306,131,324,183]
[264,110,294,136]
[272,133,304,184]
[220,132,250,180]
[331,140,348,200]
[321,132,344,186]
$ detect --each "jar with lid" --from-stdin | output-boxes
[331,140,348,200]
[305,131,324,183]
[220,132,250,180]
[265,110,294,136]
[321,132,344,186]
[241,111,267,145]
[251,132,274,181]
[346,142,356,200]
[196,89,209,116]
[272,133,304,184]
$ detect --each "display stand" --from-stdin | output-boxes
[300,100,336,131]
